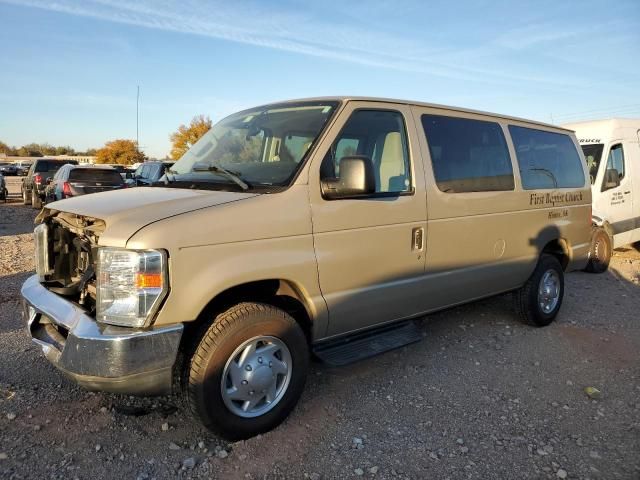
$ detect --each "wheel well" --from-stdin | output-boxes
[541,239,569,270]
[182,280,313,348]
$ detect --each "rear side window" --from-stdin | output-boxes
[509,126,585,189]
[69,169,124,184]
[421,115,514,193]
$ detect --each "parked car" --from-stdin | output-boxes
[127,161,175,186]
[562,118,640,272]
[44,164,126,203]
[22,97,591,440]
[105,163,137,181]
[15,161,33,176]
[21,158,78,208]
[0,173,7,202]
[0,163,18,176]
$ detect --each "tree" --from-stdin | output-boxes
[170,115,212,160]
[95,139,146,165]
[55,145,76,155]
[18,144,43,157]
[0,141,16,156]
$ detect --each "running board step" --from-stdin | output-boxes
[313,321,423,367]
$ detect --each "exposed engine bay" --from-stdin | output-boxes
[36,209,106,312]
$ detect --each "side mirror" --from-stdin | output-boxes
[321,156,376,199]
[603,168,620,190]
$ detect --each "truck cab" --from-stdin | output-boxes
[563,119,640,272]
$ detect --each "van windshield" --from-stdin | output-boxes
[581,144,603,184]
[168,101,339,189]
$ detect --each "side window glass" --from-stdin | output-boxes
[321,110,411,193]
[421,115,514,193]
[509,126,585,189]
[606,144,625,180]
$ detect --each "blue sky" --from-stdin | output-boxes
[0,0,638,158]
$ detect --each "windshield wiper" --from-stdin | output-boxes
[191,163,249,190]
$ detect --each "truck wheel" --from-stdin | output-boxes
[585,228,611,273]
[186,302,309,440]
[514,254,564,327]
[22,188,31,205]
[31,189,42,209]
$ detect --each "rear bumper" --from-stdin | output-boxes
[21,274,183,396]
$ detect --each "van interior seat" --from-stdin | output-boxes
[379,131,406,192]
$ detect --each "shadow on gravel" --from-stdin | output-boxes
[0,201,38,237]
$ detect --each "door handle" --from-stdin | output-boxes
[623,191,631,194]
[412,227,424,251]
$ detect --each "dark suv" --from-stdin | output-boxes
[45,164,126,203]
[22,159,78,208]
[127,161,174,186]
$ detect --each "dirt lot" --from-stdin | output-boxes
[1,175,639,479]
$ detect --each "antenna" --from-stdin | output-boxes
[136,85,140,152]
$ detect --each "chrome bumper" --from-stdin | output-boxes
[21,274,183,396]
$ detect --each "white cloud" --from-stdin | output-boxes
[1,0,593,87]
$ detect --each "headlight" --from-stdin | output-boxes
[96,248,168,327]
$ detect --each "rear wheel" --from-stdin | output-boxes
[185,302,309,440]
[514,254,564,327]
[22,188,31,205]
[31,189,42,209]
[585,227,611,273]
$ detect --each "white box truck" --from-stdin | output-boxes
[562,118,640,272]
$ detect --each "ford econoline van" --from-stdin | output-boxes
[562,119,640,272]
[22,97,591,439]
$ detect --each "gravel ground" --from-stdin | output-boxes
[1,175,639,479]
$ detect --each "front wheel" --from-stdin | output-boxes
[514,254,564,327]
[585,227,612,273]
[185,302,309,440]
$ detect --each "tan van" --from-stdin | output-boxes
[22,97,591,439]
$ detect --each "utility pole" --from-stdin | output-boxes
[136,85,140,154]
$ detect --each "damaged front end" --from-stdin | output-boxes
[34,208,106,312]
[22,208,182,396]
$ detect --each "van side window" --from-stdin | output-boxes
[320,110,411,194]
[605,144,625,182]
[508,126,585,189]
[421,115,514,193]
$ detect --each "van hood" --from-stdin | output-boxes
[44,187,259,246]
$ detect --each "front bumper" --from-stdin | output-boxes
[21,274,183,396]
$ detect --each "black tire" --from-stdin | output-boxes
[22,188,31,205]
[514,254,564,327]
[585,227,612,274]
[31,188,42,209]
[185,302,309,440]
